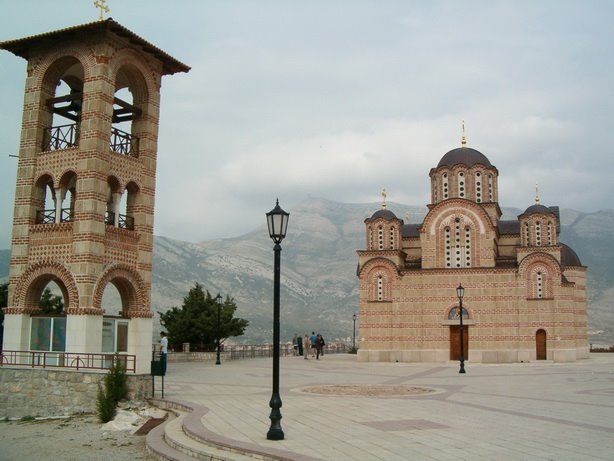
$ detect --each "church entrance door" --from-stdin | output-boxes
[536,329,547,360]
[449,326,469,360]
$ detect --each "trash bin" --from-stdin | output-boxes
[151,360,165,376]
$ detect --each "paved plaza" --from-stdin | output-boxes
[159,353,614,460]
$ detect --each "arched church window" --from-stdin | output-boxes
[445,227,452,268]
[444,218,472,268]
[448,306,469,320]
[524,222,530,246]
[547,221,554,245]
[455,219,462,267]
[475,172,482,203]
[390,226,395,249]
[464,226,471,267]
[377,275,384,301]
[488,174,494,201]
[528,266,551,299]
[378,226,384,250]
[458,172,465,198]
[442,173,449,200]
[535,221,542,246]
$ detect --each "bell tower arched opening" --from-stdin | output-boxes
[43,58,84,152]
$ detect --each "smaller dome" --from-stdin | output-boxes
[523,204,552,215]
[369,209,398,220]
[437,147,492,168]
[561,243,582,267]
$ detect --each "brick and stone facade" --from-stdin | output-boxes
[1,20,189,374]
[357,142,588,363]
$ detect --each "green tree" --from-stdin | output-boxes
[159,282,249,351]
[39,287,64,314]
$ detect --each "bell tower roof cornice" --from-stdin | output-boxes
[0,18,190,75]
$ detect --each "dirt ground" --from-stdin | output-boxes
[0,414,154,461]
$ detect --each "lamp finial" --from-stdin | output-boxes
[535,182,540,205]
[381,188,387,209]
[461,120,467,146]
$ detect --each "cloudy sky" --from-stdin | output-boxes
[1,1,613,248]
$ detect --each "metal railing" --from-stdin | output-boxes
[105,211,135,230]
[110,127,139,157]
[0,350,136,373]
[36,208,73,224]
[43,124,79,151]
[224,342,348,361]
[36,209,56,224]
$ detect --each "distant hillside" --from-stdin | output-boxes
[1,199,613,345]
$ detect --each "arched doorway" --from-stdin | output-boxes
[536,329,547,360]
[449,307,469,360]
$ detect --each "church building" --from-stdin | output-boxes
[356,136,588,363]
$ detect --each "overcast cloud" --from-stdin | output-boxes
[1,1,613,248]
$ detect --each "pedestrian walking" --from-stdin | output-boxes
[316,334,325,359]
[303,334,310,360]
[310,332,317,357]
[160,331,168,374]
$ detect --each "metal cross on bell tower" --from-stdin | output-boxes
[94,0,110,20]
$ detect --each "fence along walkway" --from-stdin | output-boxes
[0,350,136,373]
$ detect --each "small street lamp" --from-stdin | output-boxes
[352,313,358,351]
[265,199,289,441]
[456,284,466,374]
[215,293,223,365]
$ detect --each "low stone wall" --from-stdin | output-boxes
[0,367,152,419]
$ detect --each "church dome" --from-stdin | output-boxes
[369,209,398,220]
[523,203,552,215]
[437,147,492,168]
[561,243,582,267]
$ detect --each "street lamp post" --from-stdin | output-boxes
[352,313,357,351]
[456,284,466,374]
[265,199,289,441]
[215,293,223,365]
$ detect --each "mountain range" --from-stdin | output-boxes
[1,198,613,346]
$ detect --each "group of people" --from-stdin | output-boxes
[293,332,326,359]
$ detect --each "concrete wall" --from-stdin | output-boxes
[0,367,152,419]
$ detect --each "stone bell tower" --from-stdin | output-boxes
[1,18,189,373]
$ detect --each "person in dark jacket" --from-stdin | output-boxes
[316,334,325,359]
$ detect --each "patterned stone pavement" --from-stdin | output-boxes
[159,353,614,460]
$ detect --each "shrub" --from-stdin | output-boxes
[105,356,128,404]
[96,384,116,423]
[96,355,128,423]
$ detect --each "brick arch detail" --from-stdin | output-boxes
[109,48,159,100]
[13,260,79,312]
[58,169,78,188]
[518,252,561,278]
[34,172,57,189]
[359,258,400,302]
[518,252,561,299]
[424,201,494,268]
[358,257,400,279]
[93,264,151,318]
[423,199,492,236]
[29,42,94,87]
